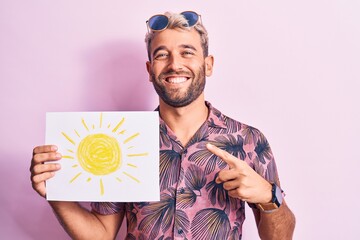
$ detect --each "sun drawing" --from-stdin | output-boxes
[61,112,148,196]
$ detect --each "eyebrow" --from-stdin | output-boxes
[152,44,198,58]
[179,44,197,51]
[152,46,167,58]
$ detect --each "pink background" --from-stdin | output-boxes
[1,1,359,239]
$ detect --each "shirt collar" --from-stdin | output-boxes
[205,101,227,130]
[156,101,227,130]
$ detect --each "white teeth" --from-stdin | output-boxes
[166,77,187,83]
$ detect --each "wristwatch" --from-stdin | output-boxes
[256,183,283,212]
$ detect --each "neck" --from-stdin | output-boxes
[159,96,208,146]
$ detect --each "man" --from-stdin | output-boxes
[31,11,295,239]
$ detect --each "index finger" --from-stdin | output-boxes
[33,145,58,155]
[206,143,237,168]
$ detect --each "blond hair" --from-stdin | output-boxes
[145,12,209,61]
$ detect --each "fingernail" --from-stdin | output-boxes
[51,145,58,151]
[55,164,61,169]
[206,143,213,148]
[56,153,62,158]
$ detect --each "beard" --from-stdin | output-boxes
[150,65,206,108]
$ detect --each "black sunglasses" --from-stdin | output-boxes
[146,11,201,32]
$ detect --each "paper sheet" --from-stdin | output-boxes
[45,111,159,202]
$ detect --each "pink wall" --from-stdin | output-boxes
[1,1,359,239]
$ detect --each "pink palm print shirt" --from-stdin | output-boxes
[91,101,281,240]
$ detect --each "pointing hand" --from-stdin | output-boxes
[206,143,272,204]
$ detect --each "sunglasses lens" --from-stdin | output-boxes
[148,15,169,31]
[181,11,199,27]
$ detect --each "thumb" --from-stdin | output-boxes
[206,143,237,168]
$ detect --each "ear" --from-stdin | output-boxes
[146,61,152,82]
[205,55,214,77]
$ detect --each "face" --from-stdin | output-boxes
[146,28,213,108]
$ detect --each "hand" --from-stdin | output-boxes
[30,145,62,198]
[206,143,272,204]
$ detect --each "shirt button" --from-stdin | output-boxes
[179,188,185,194]
[178,229,184,234]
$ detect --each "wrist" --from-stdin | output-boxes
[256,183,283,212]
[263,182,273,204]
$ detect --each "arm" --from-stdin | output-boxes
[49,201,124,240]
[253,200,295,240]
[31,145,124,240]
[206,143,295,239]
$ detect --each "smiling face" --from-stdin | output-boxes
[146,28,213,108]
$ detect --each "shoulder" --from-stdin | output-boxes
[208,102,265,141]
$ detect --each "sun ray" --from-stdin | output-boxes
[72,164,78,168]
[61,132,75,145]
[74,130,81,138]
[82,118,89,131]
[70,172,82,183]
[62,155,74,159]
[127,152,148,157]
[127,146,134,149]
[67,149,74,153]
[112,117,125,133]
[118,130,126,135]
[92,124,95,129]
[127,163,138,168]
[124,133,140,144]
[100,179,104,195]
[87,178,92,182]
[107,123,111,128]
[99,113,103,128]
[123,172,140,183]
[116,177,122,182]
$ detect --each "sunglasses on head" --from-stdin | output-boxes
[146,11,201,32]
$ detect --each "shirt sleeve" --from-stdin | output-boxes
[91,202,125,215]
[251,130,280,184]
[247,130,282,208]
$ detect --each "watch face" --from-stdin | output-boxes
[275,185,283,205]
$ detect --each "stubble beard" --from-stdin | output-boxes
[151,66,206,108]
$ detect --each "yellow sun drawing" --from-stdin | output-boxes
[60,113,148,196]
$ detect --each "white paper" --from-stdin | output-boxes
[45,111,159,202]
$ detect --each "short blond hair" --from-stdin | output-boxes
[145,12,209,61]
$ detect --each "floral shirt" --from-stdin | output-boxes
[91,102,280,240]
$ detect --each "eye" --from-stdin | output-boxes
[181,50,195,58]
[182,51,195,57]
[154,52,168,60]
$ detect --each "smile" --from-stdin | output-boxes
[165,77,189,84]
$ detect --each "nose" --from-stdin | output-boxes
[167,54,183,71]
